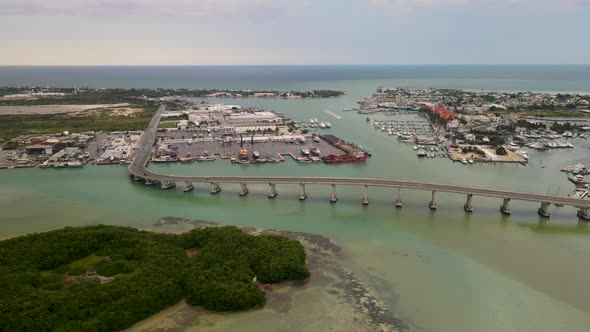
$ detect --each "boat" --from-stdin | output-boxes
[413,145,418,150]
[417,150,427,157]
[325,122,332,128]
[253,151,260,159]
[461,157,468,164]
[183,183,195,192]
[319,122,327,128]
[468,159,474,164]
[313,136,321,143]
[67,161,83,167]
[39,161,50,168]
[300,148,310,156]
[197,155,215,161]
[322,152,368,163]
[310,147,321,156]
[239,148,248,161]
[145,179,158,186]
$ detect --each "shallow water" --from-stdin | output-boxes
[2,65,590,331]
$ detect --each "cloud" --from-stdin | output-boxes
[0,0,308,18]
[372,0,590,14]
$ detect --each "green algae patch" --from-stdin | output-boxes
[0,225,309,331]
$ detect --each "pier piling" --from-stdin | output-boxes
[330,184,338,203]
[268,183,277,199]
[537,202,550,218]
[501,198,511,215]
[239,183,249,196]
[210,182,221,195]
[299,183,307,200]
[429,190,437,210]
[362,185,369,205]
[395,188,402,208]
[464,194,473,213]
[578,207,590,221]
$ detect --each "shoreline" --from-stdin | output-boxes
[128,217,408,332]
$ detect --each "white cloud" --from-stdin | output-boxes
[0,0,309,18]
[372,0,590,14]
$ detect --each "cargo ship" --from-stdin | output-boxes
[320,134,369,163]
[322,151,368,163]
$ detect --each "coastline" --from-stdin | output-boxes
[127,217,408,332]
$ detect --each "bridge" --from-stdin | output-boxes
[128,105,590,220]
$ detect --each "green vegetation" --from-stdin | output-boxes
[0,225,309,331]
[158,122,179,129]
[0,106,157,140]
[0,87,344,107]
[550,122,578,133]
[461,146,485,156]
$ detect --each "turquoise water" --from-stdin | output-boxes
[2,66,590,331]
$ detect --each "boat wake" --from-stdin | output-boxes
[324,110,343,120]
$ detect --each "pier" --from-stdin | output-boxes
[128,105,590,221]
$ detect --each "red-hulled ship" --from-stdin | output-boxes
[322,151,368,163]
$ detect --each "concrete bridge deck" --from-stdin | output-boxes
[128,105,590,219]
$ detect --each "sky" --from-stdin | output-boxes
[0,0,589,65]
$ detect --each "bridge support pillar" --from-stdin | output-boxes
[184,181,194,192]
[538,202,550,218]
[299,183,307,200]
[464,194,473,213]
[210,182,221,195]
[362,185,369,206]
[395,189,402,208]
[330,184,337,203]
[500,198,511,215]
[578,207,590,221]
[429,190,437,210]
[268,183,277,199]
[239,183,249,196]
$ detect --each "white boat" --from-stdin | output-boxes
[319,122,327,128]
[311,148,321,156]
[468,159,474,164]
[67,161,83,168]
[461,157,468,164]
[300,148,310,156]
[313,136,321,143]
[417,150,427,157]
[413,145,418,150]
[325,122,332,128]
[253,151,260,159]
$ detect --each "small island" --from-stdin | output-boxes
[0,225,310,331]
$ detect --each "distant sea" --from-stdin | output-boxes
[0,65,589,93]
